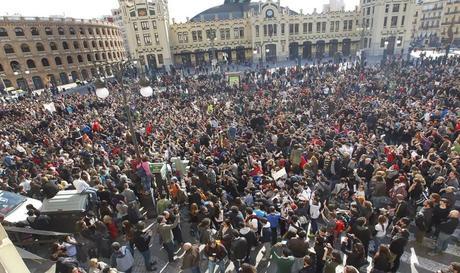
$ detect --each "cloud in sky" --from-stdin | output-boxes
[0,0,359,22]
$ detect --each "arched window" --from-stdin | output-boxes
[50,42,58,50]
[77,55,83,63]
[36,43,45,51]
[67,56,73,64]
[102,28,106,35]
[79,27,85,35]
[108,52,112,59]
[88,28,94,35]
[83,41,88,48]
[0,27,7,37]
[96,28,100,35]
[55,57,62,65]
[31,27,39,36]
[87,54,92,62]
[73,41,79,49]
[41,58,50,67]
[102,53,106,59]
[0,63,4,72]
[4,44,14,54]
[45,27,53,35]
[69,27,76,35]
[58,27,65,35]
[105,41,109,47]
[95,53,100,61]
[99,41,103,47]
[10,61,20,71]
[62,41,69,50]
[21,43,31,53]
[26,59,36,68]
[110,41,114,47]
[92,41,97,48]
[14,27,24,36]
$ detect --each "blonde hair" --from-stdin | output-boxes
[89,258,98,267]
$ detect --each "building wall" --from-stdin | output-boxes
[119,0,172,70]
[441,0,460,46]
[361,0,416,58]
[168,0,361,67]
[0,16,126,90]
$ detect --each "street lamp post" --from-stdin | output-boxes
[95,59,149,161]
[207,28,217,72]
[357,26,369,70]
[95,61,156,218]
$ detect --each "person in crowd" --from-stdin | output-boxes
[181,242,201,273]
[204,238,227,273]
[1,54,460,273]
[157,213,180,262]
[133,221,157,271]
[271,242,295,273]
[109,242,134,273]
[429,210,460,256]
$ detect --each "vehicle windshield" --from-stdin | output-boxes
[0,191,26,216]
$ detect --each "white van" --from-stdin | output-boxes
[0,190,42,223]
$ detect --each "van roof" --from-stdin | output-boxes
[40,190,88,213]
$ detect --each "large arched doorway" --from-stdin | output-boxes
[16,78,29,90]
[71,71,79,82]
[236,46,246,63]
[222,47,232,64]
[302,41,312,60]
[181,51,192,67]
[32,76,44,89]
[342,39,351,56]
[265,44,277,62]
[81,69,89,80]
[387,36,396,55]
[316,40,325,60]
[60,72,69,85]
[46,74,57,87]
[147,54,157,70]
[289,42,299,60]
[195,50,205,66]
[329,39,338,57]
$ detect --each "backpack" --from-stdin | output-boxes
[415,212,426,231]
[115,246,134,272]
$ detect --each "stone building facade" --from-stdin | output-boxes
[0,16,126,90]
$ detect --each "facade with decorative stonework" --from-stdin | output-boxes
[119,0,420,70]
[0,16,126,90]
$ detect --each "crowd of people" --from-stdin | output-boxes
[0,55,460,273]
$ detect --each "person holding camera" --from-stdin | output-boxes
[204,238,228,273]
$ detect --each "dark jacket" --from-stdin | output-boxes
[133,230,151,252]
[389,233,408,255]
[204,242,227,261]
[230,236,248,260]
[372,254,392,272]
[438,217,459,235]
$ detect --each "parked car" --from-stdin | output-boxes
[0,190,42,223]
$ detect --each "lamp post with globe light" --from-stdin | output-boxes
[94,59,157,218]
[94,59,153,161]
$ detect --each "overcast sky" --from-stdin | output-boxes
[1,0,359,23]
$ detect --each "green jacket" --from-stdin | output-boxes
[271,247,295,273]
[158,215,179,243]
